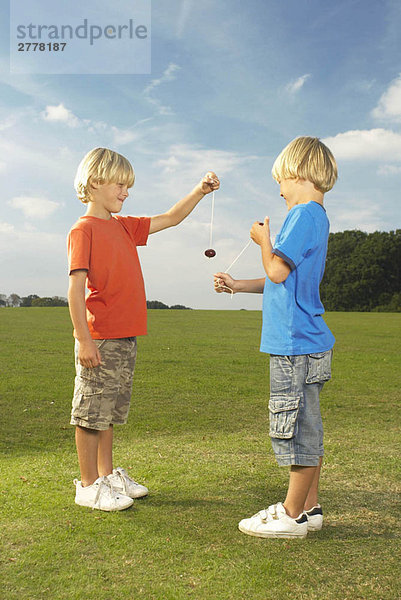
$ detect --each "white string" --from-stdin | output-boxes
[209,191,215,249]
[225,239,252,273]
[215,239,252,298]
[207,189,252,298]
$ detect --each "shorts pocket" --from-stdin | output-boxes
[305,350,332,384]
[269,394,301,439]
[72,379,103,421]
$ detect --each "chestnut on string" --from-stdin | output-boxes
[204,248,216,258]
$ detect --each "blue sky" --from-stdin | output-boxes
[1,0,401,309]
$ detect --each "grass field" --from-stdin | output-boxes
[0,308,400,600]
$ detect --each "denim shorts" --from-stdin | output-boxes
[71,337,137,431]
[269,350,332,466]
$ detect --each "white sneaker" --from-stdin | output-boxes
[238,502,308,539]
[305,504,323,531]
[107,467,149,499]
[74,476,134,511]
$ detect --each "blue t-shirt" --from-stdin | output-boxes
[260,201,335,355]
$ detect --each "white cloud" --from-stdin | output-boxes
[8,196,60,219]
[0,222,67,297]
[377,164,401,175]
[285,74,311,94]
[144,63,181,95]
[330,195,387,234]
[151,143,259,202]
[0,221,15,234]
[176,0,194,38]
[0,115,20,131]
[40,103,151,146]
[0,220,64,251]
[41,102,147,147]
[0,136,76,188]
[42,103,80,127]
[371,74,401,121]
[155,144,258,177]
[156,155,180,174]
[323,128,401,161]
[143,63,181,115]
[110,126,140,146]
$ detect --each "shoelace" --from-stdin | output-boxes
[113,469,129,495]
[116,468,139,494]
[114,468,139,495]
[93,476,118,509]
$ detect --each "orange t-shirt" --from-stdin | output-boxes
[67,215,151,339]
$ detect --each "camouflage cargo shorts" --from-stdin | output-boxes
[71,337,137,431]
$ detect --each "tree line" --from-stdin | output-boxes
[0,294,191,310]
[1,230,400,312]
[146,301,191,310]
[320,230,401,312]
[0,294,68,307]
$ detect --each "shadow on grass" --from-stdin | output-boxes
[309,524,400,540]
[0,425,72,456]
[140,497,230,510]
[123,489,401,541]
[121,501,400,542]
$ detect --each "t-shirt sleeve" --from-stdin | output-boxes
[273,208,315,270]
[122,216,151,246]
[67,228,91,274]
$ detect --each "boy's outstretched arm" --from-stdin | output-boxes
[214,272,265,294]
[250,218,291,284]
[149,172,219,234]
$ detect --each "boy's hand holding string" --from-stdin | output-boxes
[214,217,289,295]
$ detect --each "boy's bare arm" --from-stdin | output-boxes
[214,272,265,294]
[149,172,220,234]
[68,270,101,368]
[250,218,291,284]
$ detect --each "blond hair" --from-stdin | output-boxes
[271,136,338,193]
[74,147,135,203]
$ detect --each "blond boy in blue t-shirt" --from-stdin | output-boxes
[215,137,337,538]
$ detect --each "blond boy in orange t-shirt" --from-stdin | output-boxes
[67,147,219,511]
